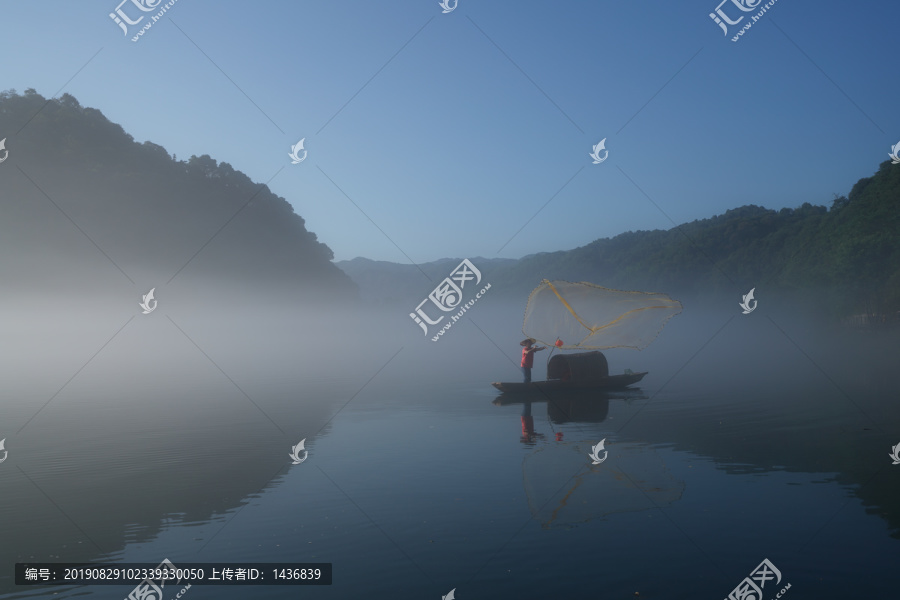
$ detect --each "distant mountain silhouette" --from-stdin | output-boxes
[0,89,356,304]
[336,256,517,307]
[339,161,900,319]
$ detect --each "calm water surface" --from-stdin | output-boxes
[1,300,898,599]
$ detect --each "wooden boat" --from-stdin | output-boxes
[492,350,646,394]
[491,371,646,393]
[492,387,647,405]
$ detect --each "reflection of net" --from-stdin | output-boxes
[522,442,684,529]
[523,280,682,349]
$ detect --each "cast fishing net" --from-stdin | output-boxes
[523,280,682,350]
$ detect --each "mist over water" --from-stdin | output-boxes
[1,288,897,598]
[2,1,898,595]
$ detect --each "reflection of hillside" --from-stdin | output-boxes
[603,330,900,539]
[611,413,900,539]
[0,310,370,596]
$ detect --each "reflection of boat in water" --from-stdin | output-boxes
[546,396,609,424]
[494,389,647,424]
[493,381,680,528]
[492,351,646,394]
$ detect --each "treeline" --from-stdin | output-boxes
[489,159,900,318]
[0,89,356,303]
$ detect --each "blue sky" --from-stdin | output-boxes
[2,0,897,263]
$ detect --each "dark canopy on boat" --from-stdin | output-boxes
[547,351,609,381]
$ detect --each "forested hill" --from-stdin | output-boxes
[494,159,899,310]
[0,89,356,303]
[341,160,900,318]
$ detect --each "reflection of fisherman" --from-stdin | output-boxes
[520,338,545,383]
[520,402,544,444]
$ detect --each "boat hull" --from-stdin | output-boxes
[491,372,647,394]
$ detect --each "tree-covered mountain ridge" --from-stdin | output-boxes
[340,160,900,319]
[0,89,356,303]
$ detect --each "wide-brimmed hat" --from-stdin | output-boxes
[520,338,536,346]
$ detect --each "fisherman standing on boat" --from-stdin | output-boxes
[520,338,546,384]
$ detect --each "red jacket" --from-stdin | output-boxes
[521,347,535,368]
